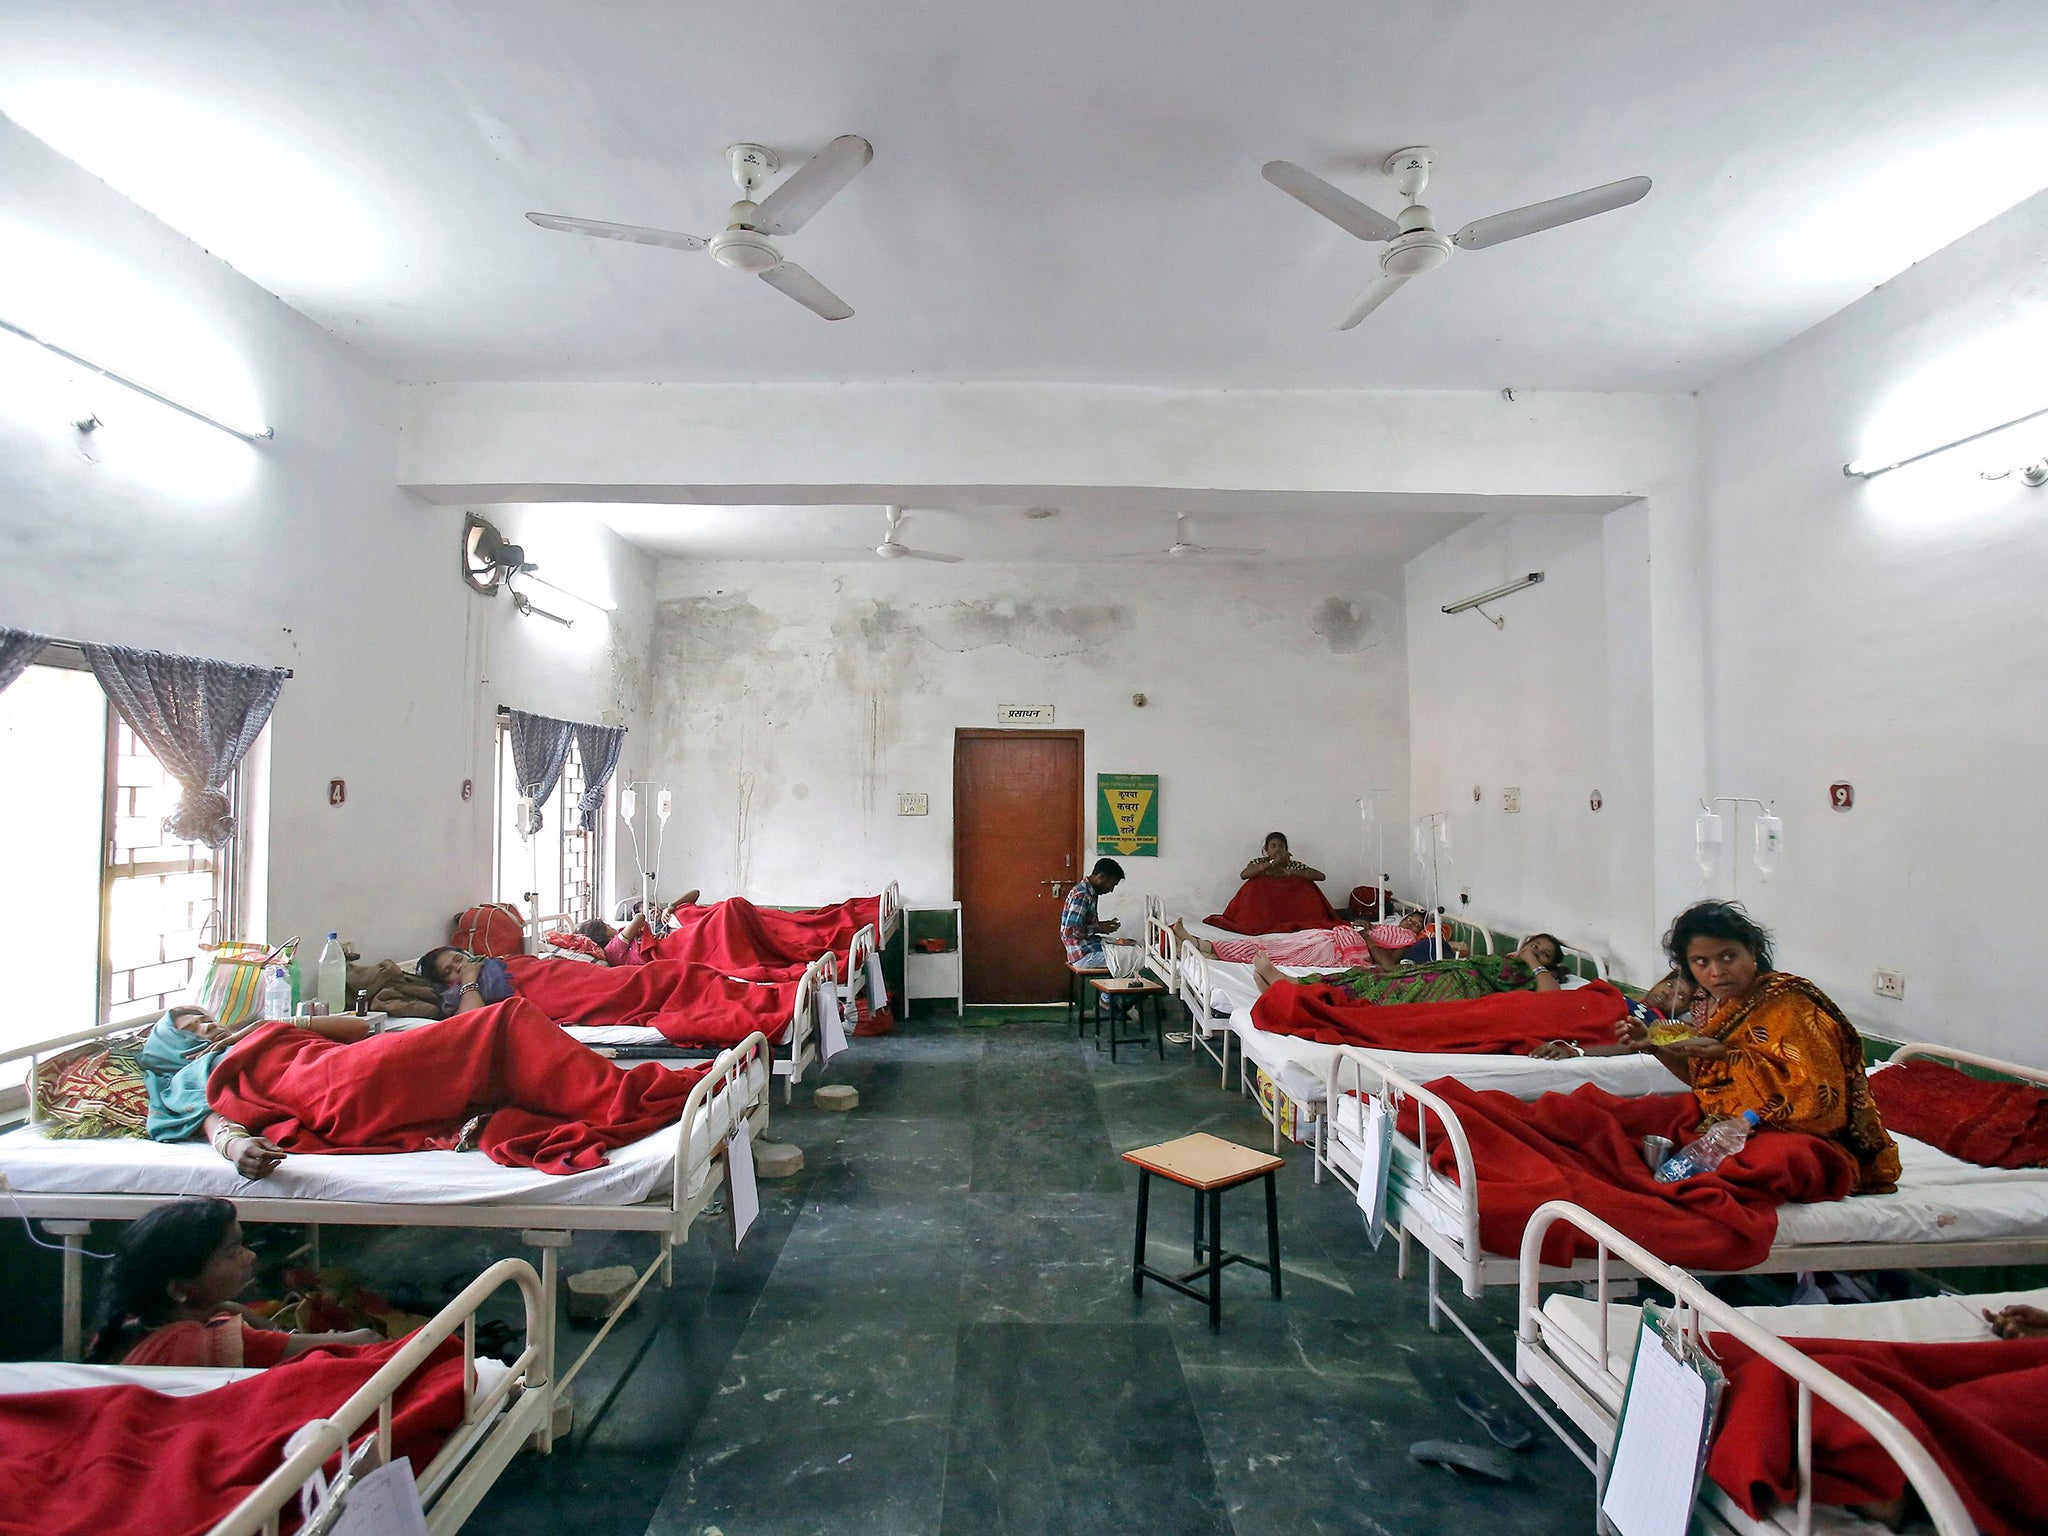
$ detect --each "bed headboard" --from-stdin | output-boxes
[1888,1041,2048,1088]
[878,881,902,941]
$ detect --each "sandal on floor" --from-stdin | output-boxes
[1408,1439,1515,1484]
[1456,1388,1535,1451]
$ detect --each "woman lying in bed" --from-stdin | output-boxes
[139,1000,707,1177]
[1247,929,1568,1004]
[576,892,701,966]
[88,1198,380,1366]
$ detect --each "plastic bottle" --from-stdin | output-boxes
[317,933,348,1014]
[262,965,295,1022]
[1654,1110,1761,1183]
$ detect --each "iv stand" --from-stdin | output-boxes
[1416,811,1450,961]
[1358,791,1397,923]
[1696,795,1783,900]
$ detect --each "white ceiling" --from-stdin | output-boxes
[4,1,2048,391]
[577,493,1625,565]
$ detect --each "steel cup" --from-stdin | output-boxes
[1641,1134,1675,1170]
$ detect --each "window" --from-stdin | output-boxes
[493,727,606,929]
[0,658,253,1080]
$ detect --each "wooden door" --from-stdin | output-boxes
[954,730,1083,1003]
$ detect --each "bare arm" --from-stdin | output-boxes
[1530,967,1562,993]
[203,1112,286,1179]
[1290,862,1326,882]
[280,1328,384,1357]
[1240,856,1276,880]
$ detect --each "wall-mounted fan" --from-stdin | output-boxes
[461,513,614,626]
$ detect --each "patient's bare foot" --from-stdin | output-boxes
[1168,920,1213,957]
[1251,953,1286,994]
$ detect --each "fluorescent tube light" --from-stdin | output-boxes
[0,314,272,443]
[521,571,618,614]
[1844,401,2048,479]
[1442,572,1544,629]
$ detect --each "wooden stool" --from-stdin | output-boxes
[1122,1132,1284,1331]
[1090,975,1168,1062]
[1067,960,1111,1035]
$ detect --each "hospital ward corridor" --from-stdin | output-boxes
[6,2,2048,1533]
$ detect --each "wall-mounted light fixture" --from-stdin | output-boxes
[1842,401,2048,480]
[1981,459,2048,489]
[0,313,272,443]
[1441,571,1544,629]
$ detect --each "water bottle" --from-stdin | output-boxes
[1654,1110,1761,1183]
[261,965,295,1023]
[317,933,348,1015]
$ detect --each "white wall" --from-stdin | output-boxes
[0,113,655,976]
[1405,511,1612,957]
[643,560,1409,928]
[1696,187,2048,1058]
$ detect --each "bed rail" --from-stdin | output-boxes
[211,1256,549,1536]
[1179,947,1234,1086]
[1889,1041,2048,1087]
[878,881,902,944]
[1516,1201,1978,1536]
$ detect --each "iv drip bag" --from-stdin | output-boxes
[1753,812,1784,878]
[1695,808,1725,878]
[657,789,673,822]
[620,787,637,824]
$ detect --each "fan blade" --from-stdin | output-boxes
[1261,161,1400,242]
[756,135,874,236]
[759,261,854,320]
[1182,545,1265,557]
[1333,272,1410,330]
[526,212,708,251]
[1451,175,1651,251]
[902,549,963,563]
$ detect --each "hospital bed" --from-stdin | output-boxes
[1514,1200,1993,1536]
[0,1020,772,1411]
[564,953,832,1102]
[0,1256,549,1536]
[1318,1042,2048,1381]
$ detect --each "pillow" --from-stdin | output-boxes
[542,931,607,963]
[35,1043,150,1140]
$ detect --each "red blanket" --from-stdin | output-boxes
[1397,1082,1857,1267]
[1205,877,1340,934]
[1869,1058,2048,1169]
[653,895,875,970]
[208,1006,708,1174]
[0,1335,464,1536]
[1707,1334,2048,1536]
[1253,977,1630,1053]
[505,955,796,1046]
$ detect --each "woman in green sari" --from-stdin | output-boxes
[1249,931,1567,1004]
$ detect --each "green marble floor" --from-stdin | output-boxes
[326,1008,1600,1535]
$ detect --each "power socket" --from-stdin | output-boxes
[1873,969,1906,1002]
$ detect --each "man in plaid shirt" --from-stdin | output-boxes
[1060,858,1126,966]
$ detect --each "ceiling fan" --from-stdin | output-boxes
[527,135,873,320]
[1117,513,1264,560]
[873,505,961,562]
[1263,146,1651,329]
[461,513,615,626]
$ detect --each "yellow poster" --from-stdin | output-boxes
[1096,773,1160,856]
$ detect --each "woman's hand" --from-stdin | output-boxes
[1986,1304,2048,1340]
[1531,1041,1580,1060]
[1657,1035,1731,1060]
[1614,1016,1652,1052]
[227,1133,287,1179]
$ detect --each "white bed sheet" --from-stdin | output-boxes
[0,1063,763,1208]
[564,1023,790,1049]
[0,1356,514,1401]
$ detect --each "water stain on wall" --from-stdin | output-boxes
[839,597,1134,660]
[1313,596,1383,655]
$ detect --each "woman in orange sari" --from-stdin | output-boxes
[1616,900,1900,1193]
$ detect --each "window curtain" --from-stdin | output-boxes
[0,626,50,694]
[572,722,626,831]
[83,643,285,849]
[506,709,574,835]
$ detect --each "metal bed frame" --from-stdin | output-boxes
[1,1020,772,1407]
[1316,1042,2048,1387]
[1513,1200,1978,1536]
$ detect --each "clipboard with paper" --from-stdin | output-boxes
[1599,1302,1726,1536]
[1339,1091,1394,1250]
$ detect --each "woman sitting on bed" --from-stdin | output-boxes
[136,999,706,1177]
[1239,832,1326,884]
[1614,900,1900,1193]
[1248,929,1568,1005]
[88,1198,380,1366]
